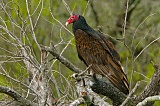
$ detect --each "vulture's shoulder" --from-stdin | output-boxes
[75,29,120,61]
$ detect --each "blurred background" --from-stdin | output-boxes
[0,0,160,105]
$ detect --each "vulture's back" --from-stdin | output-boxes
[74,29,129,95]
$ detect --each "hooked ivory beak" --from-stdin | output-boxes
[65,22,69,26]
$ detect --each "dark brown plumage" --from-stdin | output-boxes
[66,14,129,95]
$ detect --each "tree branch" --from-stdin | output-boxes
[116,0,141,35]
[120,81,140,106]
[22,47,53,105]
[90,76,134,106]
[135,63,160,105]
[44,43,160,106]
[0,86,37,106]
[45,43,133,105]
[69,98,85,106]
[137,95,160,106]
[73,74,111,106]
[45,42,82,73]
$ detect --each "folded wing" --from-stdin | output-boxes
[75,29,129,95]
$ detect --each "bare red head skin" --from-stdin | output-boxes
[66,14,79,26]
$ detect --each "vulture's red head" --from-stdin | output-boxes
[66,14,79,26]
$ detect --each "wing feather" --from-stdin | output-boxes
[75,29,129,94]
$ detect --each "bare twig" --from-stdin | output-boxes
[48,74,61,98]
[122,0,129,39]
[49,8,74,36]
[0,66,40,96]
[33,0,44,29]
[134,36,160,61]
[0,86,37,106]
[25,0,41,50]
[137,95,160,106]
[69,98,85,106]
[135,63,160,105]
[62,0,72,15]
[131,13,155,49]
[45,43,82,73]
[130,13,155,88]
[83,0,90,16]
[120,81,140,106]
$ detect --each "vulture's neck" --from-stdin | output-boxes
[72,16,92,34]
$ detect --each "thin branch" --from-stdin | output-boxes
[69,98,85,106]
[0,86,37,106]
[133,24,154,61]
[0,66,40,96]
[122,0,129,39]
[123,0,132,54]
[115,0,141,35]
[60,37,74,56]
[135,63,160,105]
[83,0,90,16]
[62,0,72,15]
[44,43,82,73]
[33,0,44,29]
[131,13,155,49]
[49,7,74,36]
[134,36,160,61]
[137,95,160,106]
[48,74,61,98]
[120,81,140,106]
[25,0,41,50]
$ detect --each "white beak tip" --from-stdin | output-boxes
[65,22,69,26]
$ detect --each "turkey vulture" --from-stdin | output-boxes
[66,14,129,95]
